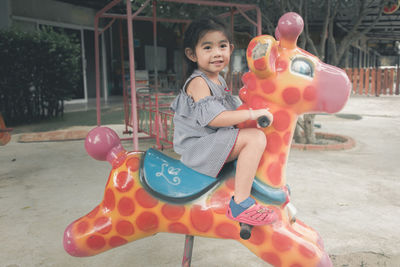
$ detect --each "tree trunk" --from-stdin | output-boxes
[303,114,316,144]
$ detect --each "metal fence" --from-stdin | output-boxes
[136,93,175,149]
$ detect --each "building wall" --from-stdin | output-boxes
[10,0,96,28]
[0,0,11,29]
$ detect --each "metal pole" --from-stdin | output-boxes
[126,0,139,151]
[181,235,194,267]
[94,0,122,126]
[119,20,129,134]
[95,16,101,126]
[153,0,161,148]
[256,7,262,36]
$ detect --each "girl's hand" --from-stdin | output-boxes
[250,108,274,127]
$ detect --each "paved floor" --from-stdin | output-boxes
[0,95,399,267]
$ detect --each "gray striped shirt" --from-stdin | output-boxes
[170,70,240,177]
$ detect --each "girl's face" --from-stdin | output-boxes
[186,30,233,80]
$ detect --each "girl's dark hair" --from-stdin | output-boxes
[182,16,232,81]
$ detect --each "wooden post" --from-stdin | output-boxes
[389,68,394,95]
[383,69,388,95]
[396,66,400,95]
[359,68,364,95]
[371,69,376,96]
[376,68,382,96]
[364,68,370,95]
[352,68,358,95]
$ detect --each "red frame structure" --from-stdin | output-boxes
[94,0,262,151]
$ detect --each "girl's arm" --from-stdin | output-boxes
[187,77,272,128]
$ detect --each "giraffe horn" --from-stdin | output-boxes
[277,12,304,50]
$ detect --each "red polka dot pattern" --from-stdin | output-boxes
[250,95,269,109]
[239,87,249,102]
[86,235,106,250]
[168,222,189,235]
[273,110,291,131]
[267,162,282,185]
[126,157,140,172]
[116,220,135,236]
[215,223,238,239]
[135,188,158,208]
[94,216,112,234]
[299,243,316,259]
[272,231,293,251]
[254,58,266,70]
[242,72,257,91]
[118,197,135,216]
[261,79,276,94]
[266,132,283,154]
[115,171,134,192]
[103,189,115,211]
[209,190,230,214]
[303,86,317,101]
[190,205,213,232]
[261,252,282,267]
[109,236,127,248]
[279,153,287,164]
[161,204,185,221]
[283,87,301,105]
[249,227,267,245]
[77,220,89,234]
[136,212,159,232]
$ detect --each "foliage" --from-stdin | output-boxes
[0,27,81,125]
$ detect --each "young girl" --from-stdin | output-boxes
[170,17,276,226]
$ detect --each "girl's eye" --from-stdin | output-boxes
[220,44,228,48]
[291,58,313,78]
[204,46,211,50]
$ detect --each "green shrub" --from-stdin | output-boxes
[0,28,81,125]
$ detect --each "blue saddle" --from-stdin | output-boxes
[140,148,287,205]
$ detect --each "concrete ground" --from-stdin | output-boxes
[0,95,399,267]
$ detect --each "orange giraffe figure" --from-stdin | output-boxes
[64,12,351,267]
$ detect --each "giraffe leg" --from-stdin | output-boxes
[240,223,331,267]
[64,152,159,257]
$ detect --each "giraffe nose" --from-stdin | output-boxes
[63,222,88,257]
[315,63,351,113]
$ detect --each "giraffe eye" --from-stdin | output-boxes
[291,58,314,78]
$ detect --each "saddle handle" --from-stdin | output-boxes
[257,116,271,128]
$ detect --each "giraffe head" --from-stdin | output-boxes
[239,12,351,115]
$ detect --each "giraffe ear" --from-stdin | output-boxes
[246,35,278,79]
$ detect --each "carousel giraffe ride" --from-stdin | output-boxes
[64,12,351,267]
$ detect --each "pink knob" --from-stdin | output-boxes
[277,12,304,48]
[84,126,125,164]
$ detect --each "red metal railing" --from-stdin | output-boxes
[134,93,175,149]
